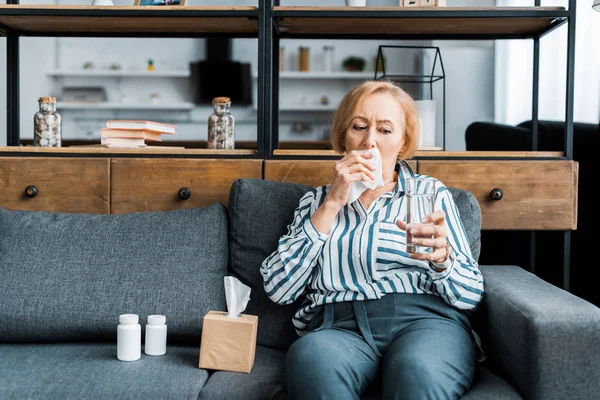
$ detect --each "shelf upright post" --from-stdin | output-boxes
[532,0,540,152]
[259,0,277,159]
[270,0,280,158]
[529,0,541,277]
[561,0,577,292]
[565,0,576,161]
[6,0,20,146]
[257,0,268,159]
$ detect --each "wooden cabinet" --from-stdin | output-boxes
[264,159,579,231]
[0,156,578,233]
[0,157,110,213]
[417,160,578,230]
[110,159,262,213]
[0,157,262,215]
[264,160,338,187]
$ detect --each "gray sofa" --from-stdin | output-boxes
[1,178,599,400]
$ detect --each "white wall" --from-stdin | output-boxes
[432,0,496,150]
[50,36,211,141]
[0,0,56,146]
[20,36,56,142]
[495,0,600,126]
[432,42,495,150]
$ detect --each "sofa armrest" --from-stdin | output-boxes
[479,265,600,400]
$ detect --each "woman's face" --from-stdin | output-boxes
[344,91,406,179]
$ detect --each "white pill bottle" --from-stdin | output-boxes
[117,314,141,361]
[144,315,167,356]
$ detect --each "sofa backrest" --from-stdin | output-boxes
[227,178,482,350]
[450,187,482,261]
[0,204,229,344]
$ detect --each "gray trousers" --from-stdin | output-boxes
[284,293,478,400]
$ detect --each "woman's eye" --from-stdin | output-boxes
[353,125,367,131]
[380,128,392,134]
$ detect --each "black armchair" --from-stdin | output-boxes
[465,119,600,306]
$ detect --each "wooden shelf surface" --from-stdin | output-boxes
[273,150,565,158]
[0,147,564,159]
[0,6,258,36]
[0,146,255,156]
[0,5,567,38]
[274,6,568,39]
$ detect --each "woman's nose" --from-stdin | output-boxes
[363,130,377,148]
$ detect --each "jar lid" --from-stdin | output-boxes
[38,96,56,104]
[212,97,231,105]
[148,315,166,325]
[119,314,139,325]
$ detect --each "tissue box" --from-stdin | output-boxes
[199,311,258,373]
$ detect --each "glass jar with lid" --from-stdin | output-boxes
[33,96,62,147]
[207,97,235,149]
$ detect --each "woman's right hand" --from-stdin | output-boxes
[324,150,376,208]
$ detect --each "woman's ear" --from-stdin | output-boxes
[398,144,406,159]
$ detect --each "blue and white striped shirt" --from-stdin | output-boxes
[261,161,484,336]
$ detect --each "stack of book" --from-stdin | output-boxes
[99,120,177,148]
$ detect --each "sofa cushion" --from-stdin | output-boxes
[0,204,228,344]
[0,343,207,400]
[227,179,482,350]
[462,366,522,399]
[198,345,519,400]
[198,345,287,400]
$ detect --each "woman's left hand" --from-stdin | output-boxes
[396,210,449,264]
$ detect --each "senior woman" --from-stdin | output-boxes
[261,80,484,400]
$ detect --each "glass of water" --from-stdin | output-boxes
[405,177,436,254]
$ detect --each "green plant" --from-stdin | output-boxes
[342,56,366,72]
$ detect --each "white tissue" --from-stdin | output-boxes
[348,148,385,204]
[224,276,251,318]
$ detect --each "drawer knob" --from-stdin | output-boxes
[490,188,504,201]
[24,185,38,198]
[178,187,191,201]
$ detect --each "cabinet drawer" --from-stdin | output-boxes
[0,157,110,213]
[417,160,578,230]
[264,160,417,187]
[110,159,262,213]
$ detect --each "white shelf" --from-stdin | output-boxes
[253,104,337,112]
[47,69,191,78]
[57,102,195,110]
[252,71,374,79]
[281,105,336,111]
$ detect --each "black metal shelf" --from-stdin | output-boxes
[263,3,576,159]
[0,148,259,159]
[262,1,577,292]
[0,5,259,38]
[273,6,567,40]
[0,2,578,291]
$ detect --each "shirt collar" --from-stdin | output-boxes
[382,160,415,198]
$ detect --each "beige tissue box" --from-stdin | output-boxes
[199,311,258,373]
